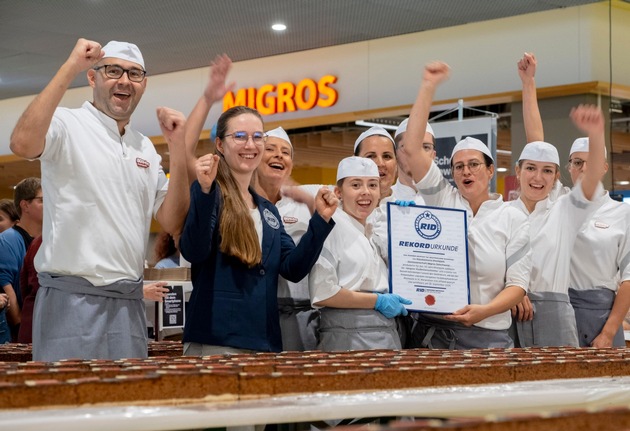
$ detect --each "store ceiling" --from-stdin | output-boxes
[0,0,600,101]
[0,0,605,197]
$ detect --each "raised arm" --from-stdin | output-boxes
[155,107,191,236]
[569,104,606,201]
[185,55,235,184]
[399,61,450,183]
[10,39,104,159]
[518,52,544,143]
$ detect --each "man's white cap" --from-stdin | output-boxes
[336,156,379,182]
[354,126,395,152]
[394,118,434,139]
[102,41,145,69]
[266,127,292,148]
[569,137,607,158]
[518,141,559,165]
[451,137,493,161]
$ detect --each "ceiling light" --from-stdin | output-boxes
[497,167,508,173]
[616,180,630,186]
[272,23,286,31]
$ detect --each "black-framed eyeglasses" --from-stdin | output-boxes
[453,160,484,174]
[224,131,267,146]
[93,64,147,83]
[566,158,587,171]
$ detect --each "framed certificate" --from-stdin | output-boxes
[387,203,470,314]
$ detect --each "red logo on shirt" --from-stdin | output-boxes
[283,216,298,224]
[136,158,150,168]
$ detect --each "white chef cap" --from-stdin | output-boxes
[101,41,145,69]
[266,126,292,147]
[336,156,379,182]
[451,137,493,161]
[354,126,395,152]
[394,118,434,139]
[518,141,559,165]
[569,137,607,158]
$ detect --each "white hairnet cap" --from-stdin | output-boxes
[569,137,607,158]
[101,41,145,69]
[266,127,292,148]
[451,137,493,161]
[394,118,434,139]
[354,126,395,152]
[336,156,379,182]
[518,141,559,165]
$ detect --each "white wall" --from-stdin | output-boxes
[1,3,628,155]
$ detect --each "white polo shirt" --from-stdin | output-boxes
[36,102,167,286]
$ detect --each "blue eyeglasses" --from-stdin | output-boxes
[224,131,267,146]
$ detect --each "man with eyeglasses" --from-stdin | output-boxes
[10,38,190,361]
[0,177,43,343]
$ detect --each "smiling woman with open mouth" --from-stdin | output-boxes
[397,60,532,350]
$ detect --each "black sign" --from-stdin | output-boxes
[159,285,185,329]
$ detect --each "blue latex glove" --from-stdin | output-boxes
[394,200,415,207]
[374,293,413,318]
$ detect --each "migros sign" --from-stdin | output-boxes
[222,75,338,115]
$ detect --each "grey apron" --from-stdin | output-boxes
[569,287,625,347]
[278,298,320,351]
[512,291,579,347]
[408,312,513,350]
[318,308,401,352]
[32,273,147,361]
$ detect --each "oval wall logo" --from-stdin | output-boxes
[415,211,442,240]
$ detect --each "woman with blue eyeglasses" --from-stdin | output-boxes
[179,57,338,354]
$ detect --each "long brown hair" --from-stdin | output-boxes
[215,106,264,268]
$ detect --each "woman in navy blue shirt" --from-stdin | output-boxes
[180,104,337,355]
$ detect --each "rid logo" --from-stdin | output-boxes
[415,211,442,240]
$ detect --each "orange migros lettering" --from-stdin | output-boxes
[256,84,276,116]
[223,75,338,114]
[276,81,296,113]
[295,78,318,111]
[317,75,338,108]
